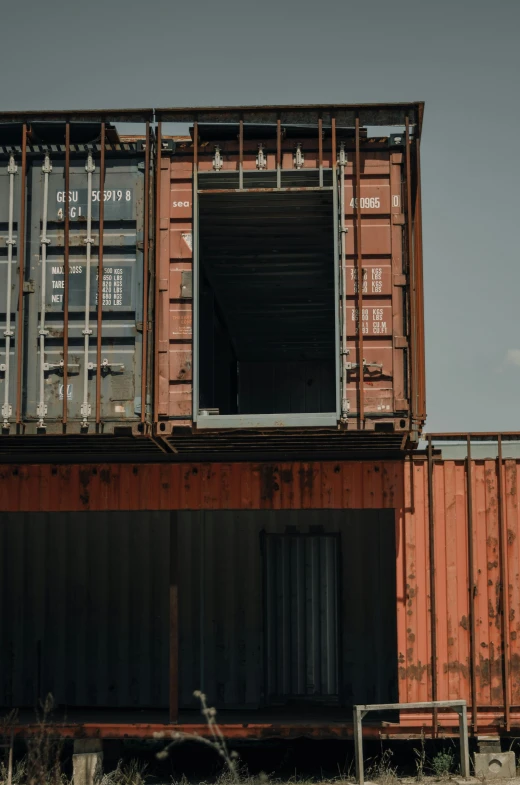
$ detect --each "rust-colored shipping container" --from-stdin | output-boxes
[157,102,425,442]
[4,434,520,740]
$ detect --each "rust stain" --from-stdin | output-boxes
[261,465,280,500]
[443,659,469,680]
[79,469,91,507]
[460,615,469,631]
[399,661,429,681]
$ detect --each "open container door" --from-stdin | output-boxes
[192,121,340,429]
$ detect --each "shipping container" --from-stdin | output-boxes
[0,112,153,435]
[157,102,425,441]
[4,434,520,739]
[0,103,425,451]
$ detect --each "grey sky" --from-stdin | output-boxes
[1,0,518,433]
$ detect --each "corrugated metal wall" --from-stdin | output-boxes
[0,507,396,712]
[264,534,340,701]
[0,512,170,708]
[177,509,397,710]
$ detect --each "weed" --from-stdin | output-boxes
[25,695,67,785]
[155,691,239,782]
[430,749,455,779]
[102,759,148,785]
[414,731,426,782]
[365,749,398,785]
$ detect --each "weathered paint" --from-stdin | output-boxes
[2,456,520,733]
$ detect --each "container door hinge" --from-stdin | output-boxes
[256,144,267,170]
[213,146,223,171]
[136,240,144,251]
[294,144,304,170]
[23,279,35,293]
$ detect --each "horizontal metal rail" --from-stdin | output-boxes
[354,700,470,785]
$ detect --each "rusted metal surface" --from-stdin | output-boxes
[95,122,106,428]
[466,436,478,731]
[354,114,364,427]
[12,708,520,741]
[427,436,438,734]
[497,435,511,729]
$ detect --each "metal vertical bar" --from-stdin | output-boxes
[238,118,244,190]
[466,436,478,732]
[458,704,470,778]
[141,121,150,426]
[169,512,179,723]
[354,115,365,426]
[37,152,52,429]
[15,124,27,428]
[2,154,17,429]
[80,152,95,429]
[353,707,364,785]
[192,121,199,420]
[95,121,106,428]
[405,117,417,429]
[153,121,162,427]
[427,434,438,735]
[497,433,511,731]
[414,134,426,423]
[276,117,281,189]
[62,122,70,428]
[331,116,341,421]
[338,142,348,421]
[318,116,323,188]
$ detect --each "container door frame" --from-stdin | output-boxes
[192,172,341,428]
[260,530,343,707]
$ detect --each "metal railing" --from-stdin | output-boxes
[353,700,470,785]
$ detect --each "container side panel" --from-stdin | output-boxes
[0,512,169,709]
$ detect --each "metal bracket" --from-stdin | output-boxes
[213,146,223,171]
[85,153,95,174]
[346,360,383,371]
[0,365,5,373]
[87,358,125,372]
[43,359,80,373]
[80,402,92,417]
[42,154,52,175]
[338,142,347,166]
[1,402,12,419]
[36,402,48,417]
[23,280,35,293]
[7,155,17,175]
[256,144,267,170]
[294,143,304,170]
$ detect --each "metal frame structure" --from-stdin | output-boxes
[0,102,425,443]
[354,700,470,784]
